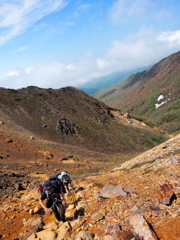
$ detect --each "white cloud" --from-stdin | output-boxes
[158,30,180,46]
[66,64,76,70]
[7,71,19,77]
[105,29,180,71]
[109,0,151,24]
[109,0,168,24]
[96,58,109,70]
[77,4,91,11]
[25,67,32,74]
[0,0,68,45]
[15,46,31,52]
[2,29,180,90]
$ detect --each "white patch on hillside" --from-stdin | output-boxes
[155,102,165,109]
[155,94,171,109]
[157,95,164,101]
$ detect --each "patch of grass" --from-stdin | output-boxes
[154,168,165,173]
[8,89,17,93]
[145,134,165,145]
[162,112,180,122]
[147,159,156,164]
[131,163,140,169]
[100,158,109,162]
[143,169,153,174]
[161,122,180,134]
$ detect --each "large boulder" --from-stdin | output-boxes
[100,184,127,198]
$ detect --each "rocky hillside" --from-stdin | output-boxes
[0,134,179,240]
[0,86,168,155]
[94,51,180,135]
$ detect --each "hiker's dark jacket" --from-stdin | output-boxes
[41,180,65,201]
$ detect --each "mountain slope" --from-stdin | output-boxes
[78,67,148,95]
[94,51,180,135]
[0,86,168,155]
[0,133,179,240]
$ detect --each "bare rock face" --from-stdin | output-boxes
[56,116,79,135]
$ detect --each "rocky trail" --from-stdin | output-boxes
[0,134,179,239]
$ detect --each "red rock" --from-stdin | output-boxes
[157,181,175,205]
[120,230,135,240]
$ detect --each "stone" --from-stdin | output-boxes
[56,221,72,233]
[34,206,41,214]
[26,233,36,240]
[104,223,121,240]
[120,230,135,240]
[70,217,85,229]
[43,221,58,230]
[157,181,175,205]
[56,222,72,239]
[36,229,57,240]
[38,150,53,159]
[22,217,42,226]
[75,230,94,240]
[129,214,158,240]
[100,184,127,198]
[87,212,104,224]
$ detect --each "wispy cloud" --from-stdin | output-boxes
[109,0,170,24]
[15,45,31,52]
[0,0,68,45]
[77,3,91,11]
[158,30,180,46]
[105,29,180,71]
[3,29,180,90]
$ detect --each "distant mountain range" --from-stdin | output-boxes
[78,67,149,95]
[94,51,180,135]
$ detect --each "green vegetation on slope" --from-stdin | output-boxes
[94,51,180,135]
[0,86,168,154]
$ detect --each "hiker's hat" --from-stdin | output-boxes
[61,171,67,176]
[44,181,53,191]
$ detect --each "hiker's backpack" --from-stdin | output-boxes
[47,176,63,193]
[38,176,64,195]
[38,184,44,194]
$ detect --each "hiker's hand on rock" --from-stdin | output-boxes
[62,200,66,205]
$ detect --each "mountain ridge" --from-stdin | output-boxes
[94,51,180,135]
[0,86,168,156]
[78,67,149,95]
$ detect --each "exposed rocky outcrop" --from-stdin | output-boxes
[56,116,80,135]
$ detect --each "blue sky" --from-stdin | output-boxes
[0,0,180,89]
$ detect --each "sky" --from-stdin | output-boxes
[0,0,180,90]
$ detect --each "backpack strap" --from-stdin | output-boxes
[45,190,49,200]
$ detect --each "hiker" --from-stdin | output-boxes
[39,181,66,222]
[57,171,74,192]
